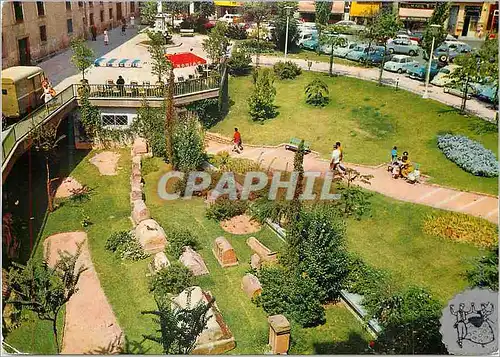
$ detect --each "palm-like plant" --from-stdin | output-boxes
[304,78,329,107]
[319,25,348,76]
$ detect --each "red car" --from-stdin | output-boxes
[204,19,216,30]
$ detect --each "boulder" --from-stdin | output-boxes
[131,173,141,187]
[132,155,142,167]
[246,237,277,263]
[179,246,209,276]
[212,237,238,268]
[133,138,148,155]
[149,252,170,274]
[241,273,262,299]
[134,219,167,254]
[130,183,143,202]
[132,200,150,225]
[250,253,261,270]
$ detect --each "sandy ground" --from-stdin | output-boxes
[220,214,262,235]
[43,232,123,354]
[54,177,83,198]
[90,151,121,176]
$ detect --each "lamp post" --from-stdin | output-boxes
[423,24,441,99]
[284,6,293,58]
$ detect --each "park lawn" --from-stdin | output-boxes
[265,49,364,68]
[143,161,371,354]
[212,72,498,195]
[346,193,485,304]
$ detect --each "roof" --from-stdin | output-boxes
[165,53,207,68]
[398,7,433,19]
[392,54,412,59]
[2,66,44,83]
[297,1,345,14]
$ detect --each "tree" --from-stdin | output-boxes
[131,96,166,157]
[466,246,498,291]
[6,244,86,352]
[227,48,252,75]
[202,21,230,65]
[478,37,499,111]
[304,78,329,106]
[319,26,348,76]
[140,1,158,25]
[314,1,331,54]
[70,38,94,81]
[243,2,271,67]
[164,1,190,28]
[30,123,66,212]
[364,9,401,85]
[248,68,277,121]
[147,30,170,83]
[79,90,102,144]
[448,52,482,112]
[273,2,299,51]
[336,168,373,220]
[196,1,215,19]
[172,113,205,172]
[142,291,214,354]
[164,69,176,165]
[421,2,451,58]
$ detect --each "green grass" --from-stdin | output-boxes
[346,193,484,303]
[266,49,364,68]
[212,72,498,195]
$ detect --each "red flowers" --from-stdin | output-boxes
[369,340,375,348]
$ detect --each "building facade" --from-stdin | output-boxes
[447,2,497,39]
[1,1,139,69]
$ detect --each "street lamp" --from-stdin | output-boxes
[284,6,293,59]
[423,24,441,99]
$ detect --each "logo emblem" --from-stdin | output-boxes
[440,288,498,355]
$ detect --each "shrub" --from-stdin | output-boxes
[466,247,499,290]
[304,78,329,107]
[344,254,391,297]
[186,99,221,128]
[238,39,275,53]
[142,157,160,176]
[105,231,131,252]
[273,60,302,80]
[423,212,498,248]
[165,227,200,258]
[105,230,148,261]
[228,49,252,76]
[172,114,205,172]
[226,24,247,40]
[437,134,498,177]
[248,68,277,122]
[149,262,193,296]
[206,197,248,221]
[256,266,325,327]
[211,151,261,173]
[68,185,93,203]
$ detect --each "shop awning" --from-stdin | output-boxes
[349,1,381,17]
[214,1,243,7]
[165,53,207,68]
[398,7,433,20]
[297,1,345,14]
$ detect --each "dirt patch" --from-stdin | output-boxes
[220,214,261,235]
[43,232,123,354]
[55,177,83,198]
[90,151,120,176]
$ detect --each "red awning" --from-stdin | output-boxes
[165,52,207,68]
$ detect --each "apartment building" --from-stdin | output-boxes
[1,1,139,69]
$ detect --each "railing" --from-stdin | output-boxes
[2,85,74,162]
[80,76,220,99]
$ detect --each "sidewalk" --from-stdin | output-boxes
[255,55,497,122]
[206,138,499,224]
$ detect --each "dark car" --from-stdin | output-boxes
[409,31,424,44]
[406,60,441,81]
[434,42,472,63]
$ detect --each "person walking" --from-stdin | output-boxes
[232,128,243,153]
[130,15,135,29]
[330,143,345,175]
[121,18,126,35]
[90,24,97,41]
[104,29,109,45]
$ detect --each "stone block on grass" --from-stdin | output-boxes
[132,200,150,225]
[134,219,167,255]
[241,273,262,299]
[179,246,209,276]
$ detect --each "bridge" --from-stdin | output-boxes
[2,76,221,182]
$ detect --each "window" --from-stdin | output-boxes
[130,2,135,13]
[40,25,47,42]
[67,18,73,34]
[2,89,7,95]
[36,1,45,16]
[102,114,129,126]
[13,2,23,22]
[89,1,93,7]
[109,8,113,20]
[90,13,94,26]
[2,35,6,58]
[100,10,104,22]
[100,1,103,5]
[78,1,83,7]
[66,1,72,10]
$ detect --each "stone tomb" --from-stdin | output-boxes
[250,253,262,270]
[268,314,291,354]
[131,200,150,225]
[173,286,235,354]
[133,138,148,155]
[246,237,278,263]
[134,219,167,255]
[212,237,238,268]
[179,246,209,276]
[149,251,170,274]
[241,273,262,299]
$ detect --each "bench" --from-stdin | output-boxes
[284,137,311,153]
[180,29,195,37]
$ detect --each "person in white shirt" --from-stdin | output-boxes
[330,143,345,175]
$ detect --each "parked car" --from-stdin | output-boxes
[334,20,366,34]
[346,44,370,61]
[347,45,387,63]
[383,55,418,73]
[388,34,418,46]
[434,42,472,63]
[409,31,424,44]
[474,82,499,104]
[319,34,348,54]
[297,31,318,48]
[332,42,358,58]
[431,64,461,87]
[217,13,242,24]
[406,60,441,81]
[387,38,420,56]
[365,48,392,65]
[298,22,317,33]
[301,33,319,51]
[443,83,477,100]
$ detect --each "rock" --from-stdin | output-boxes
[250,253,261,270]
[179,246,209,276]
[268,315,291,354]
[132,200,150,225]
[212,237,238,268]
[131,173,142,187]
[132,155,141,166]
[241,273,262,299]
[246,237,278,263]
[149,252,170,274]
[134,219,167,254]
[133,138,148,155]
[130,183,143,202]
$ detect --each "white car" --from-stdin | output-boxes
[333,42,358,58]
[431,64,461,87]
[334,20,366,32]
[388,34,418,46]
[383,54,417,73]
[217,13,241,24]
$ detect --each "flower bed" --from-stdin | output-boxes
[437,134,498,177]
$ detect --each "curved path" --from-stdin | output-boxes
[43,232,123,354]
[254,55,497,122]
[206,135,498,224]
